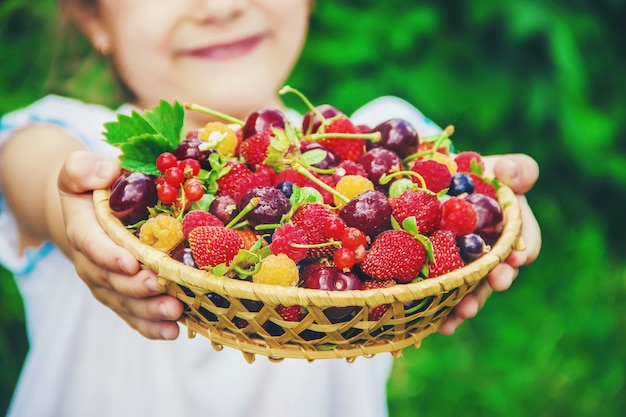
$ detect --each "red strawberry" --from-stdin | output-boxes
[427,229,465,277]
[276,304,305,321]
[392,190,442,235]
[361,279,396,320]
[318,117,365,162]
[217,161,254,203]
[291,203,338,260]
[410,159,452,193]
[454,151,484,174]
[439,197,478,236]
[181,210,224,238]
[361,230,427,283]
[188,225,244,268]
[234,228,260,250]
[469,173,498,200]
[240,128,273,166]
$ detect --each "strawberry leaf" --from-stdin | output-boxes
[118,134,173,175]
[143,100,185,148]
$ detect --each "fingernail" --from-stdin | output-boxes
[116,258,131,275]
[158,301,169,319]
[95,159,117,179]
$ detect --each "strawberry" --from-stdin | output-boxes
[217,160,254,203]
[427,229,465,277]
[318,117,365,162]
[240,128,273,166]
[276,304,305,322]
[410,159,452,193]
[188,225,244,269]
[234,228,260,250]
[392,189,442,235]
[291,203,338,260]
[469,173,498,200]
[361,279,396,320]
[181,210,223,238]
[439,197,478,236]
[361,230,427,283]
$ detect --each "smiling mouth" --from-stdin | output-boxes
[182,34,265,60]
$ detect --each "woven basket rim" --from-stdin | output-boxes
[93,185,522,308]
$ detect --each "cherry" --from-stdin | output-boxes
[109,171,157,225]
[300,263,361,322]
[357,147,404,186]
[241,108,286,139]
[340,190,392,238]
[238,186,290,227]
[465,193,503,232]
[367,118,419,158]
[302,104,344,135]
[174,137,214,170]
[209,195,238,224]
[300,142,339,169]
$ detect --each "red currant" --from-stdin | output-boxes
[156,152,178,174]
[183,178,205,202]
[341,227,367,250]
[164,166,185,186]
[157,182,178,204]
[178,158,201,178]
[333,247,356,270]
[324,217,346,240]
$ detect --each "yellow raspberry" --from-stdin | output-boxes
[431,152,457,174]
[334,175,374,208]
[138,214,184,252]
[198,122,238,157]
[252,254,299,287]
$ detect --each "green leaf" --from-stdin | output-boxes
[300,148,328,166]
[103,112,157,146]
[118,133,174,175]
[142,100,185,148]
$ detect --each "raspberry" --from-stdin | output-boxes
[182,210,223,238]
[276,304,305,321]
[291,203,339,260]
[410,159,452,193]
[138,214,184,252]
[427,229,465,277]
[334,175,374,208]
[198,122,239,157]
[331,160,368,185]
[439,197,478,236]
[240,128,272,166]
[252,253,299,287]
[392,190,442,235]
[217,161,254,203]
[270,223,308,262]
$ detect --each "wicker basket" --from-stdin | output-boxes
[93,185,522,363]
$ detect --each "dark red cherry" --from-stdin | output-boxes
[357,147,404,186]
[241,108,286,139]
[109,171,157,225]
[340,190,392,238]
[302,104,344,135]
[238,186,291,227]
[301,263,361,322]
[367,118,419,158]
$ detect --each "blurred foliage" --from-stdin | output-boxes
[1,0,625,416]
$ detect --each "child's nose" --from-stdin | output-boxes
[191,0,247,23]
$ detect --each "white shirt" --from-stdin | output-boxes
[0,94,440,417]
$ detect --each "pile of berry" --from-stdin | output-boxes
[106,86,505,324]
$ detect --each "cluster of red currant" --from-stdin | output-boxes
[155,152,205,210]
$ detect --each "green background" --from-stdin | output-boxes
[1,0,625,415]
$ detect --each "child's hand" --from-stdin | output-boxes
[438,153,541,335]
[57,150,184,340]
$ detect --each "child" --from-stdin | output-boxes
[0,1,541,416]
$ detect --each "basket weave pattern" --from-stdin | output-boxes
[94,186,522,362]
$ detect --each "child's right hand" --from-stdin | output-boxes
[57,150,184,340]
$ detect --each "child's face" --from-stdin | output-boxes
[82,0,310,123]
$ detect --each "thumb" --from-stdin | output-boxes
[58,150,121,194]
[485,153,539,195]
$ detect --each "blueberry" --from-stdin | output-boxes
[448,172,475,196]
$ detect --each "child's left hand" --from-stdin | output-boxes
[438,153,541,335]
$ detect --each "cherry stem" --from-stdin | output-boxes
[278,85,327,125]
[402,125,455,164]
[379,170,427,190]
[292,162,350,204]
[309,131,381,142]
[225,197,260,228]
[184,103,245,126]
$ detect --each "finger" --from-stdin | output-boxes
[58,150,121,194]
[90,286,184,324]
[438,279,494,335]
[486,262,518,292]
[483,153,539,195]
[116,313,182,340]
[62,195,140,275]
[508,195,542,267]
[77,263,165,298]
